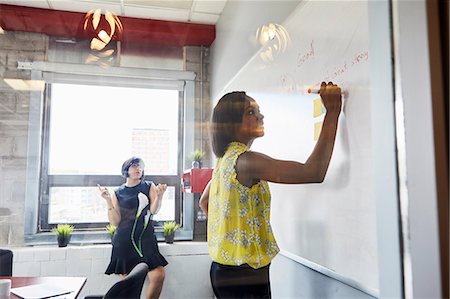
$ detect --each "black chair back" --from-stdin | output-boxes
[0,249,13,276]
[104,263,148,299]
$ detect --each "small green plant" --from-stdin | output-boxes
[163,221,180,236]
[189,150,205,163]
[51,224,74,237]
[105,224,116,236]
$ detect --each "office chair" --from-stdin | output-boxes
[85,262,148,299]
[0,249,13,276]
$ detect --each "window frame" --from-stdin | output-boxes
[22,61,196,244]
[39,84,183,231]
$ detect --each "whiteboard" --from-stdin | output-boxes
[224,0,378,292]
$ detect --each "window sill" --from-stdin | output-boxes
[24,228,194,246]
[14,241,208,257]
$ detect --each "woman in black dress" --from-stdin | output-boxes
[99,156,168,299]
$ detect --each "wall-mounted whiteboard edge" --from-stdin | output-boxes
[279,250,379,298]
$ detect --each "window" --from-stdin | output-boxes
[39,83,183,231]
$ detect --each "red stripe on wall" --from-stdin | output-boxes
[0,4,215,46]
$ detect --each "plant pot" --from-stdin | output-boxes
[165,233,174,244]
[191,161,201,169]
[57,235,71,247]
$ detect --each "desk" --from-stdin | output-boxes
[0,276,87,299]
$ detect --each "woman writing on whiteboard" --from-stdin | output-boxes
[199,81,342,298]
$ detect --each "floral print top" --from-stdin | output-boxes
[207,142,279,269]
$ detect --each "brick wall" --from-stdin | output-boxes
[0,31,47,246]
[184,46,212,168]
[183,46,211,241]
[0,31,211,246]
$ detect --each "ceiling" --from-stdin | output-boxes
[0,0,228,25]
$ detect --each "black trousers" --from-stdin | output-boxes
[210,261,271,299]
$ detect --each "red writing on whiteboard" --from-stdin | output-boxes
[324,50,369,81]
[352,51,369,65]
[283,49,370,93]
[325,62,348,81]
[297,40,315,67]
[280,73,296,93]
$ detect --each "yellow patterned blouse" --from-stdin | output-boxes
[207,142,279,269]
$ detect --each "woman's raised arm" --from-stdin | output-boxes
[238,82,341,185]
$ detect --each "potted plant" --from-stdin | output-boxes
[189,150,205,168]
[105,224,116,242]
[51,224,74,247]
[163,221,179,244]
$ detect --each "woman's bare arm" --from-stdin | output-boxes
[199,180,211,215]
[238,82,341,185]
[98,184,121,226]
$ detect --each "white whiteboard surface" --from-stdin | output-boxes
[224,1,378,293]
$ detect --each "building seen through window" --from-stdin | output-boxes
[43,83,180,228]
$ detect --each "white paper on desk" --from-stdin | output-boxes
[10,283,74,299]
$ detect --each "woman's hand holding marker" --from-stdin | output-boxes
[319,81,342,114]
[308,83,347,99]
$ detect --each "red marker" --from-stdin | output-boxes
[307,88,347,96]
